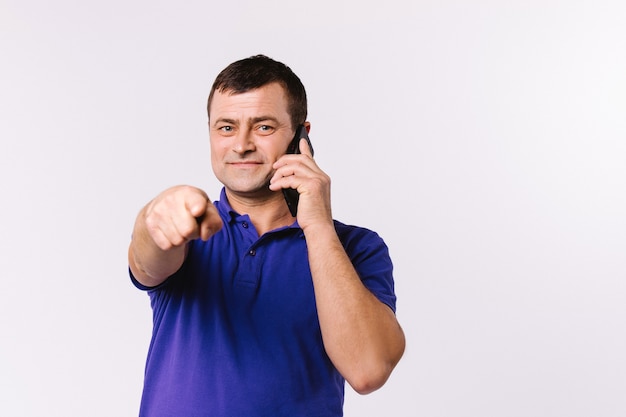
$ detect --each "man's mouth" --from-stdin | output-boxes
[229,161,262,166]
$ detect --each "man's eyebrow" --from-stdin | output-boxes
[212,117,238,127]
[211,116,281,128]
[249,116,280,125]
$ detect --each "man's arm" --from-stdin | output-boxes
[305,224,406,394]
[270,139,405,394]
[128,185,223,288]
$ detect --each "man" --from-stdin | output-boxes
[128,54,405,416]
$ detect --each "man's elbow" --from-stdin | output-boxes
[347,346,406,395]
[346,361,395,395]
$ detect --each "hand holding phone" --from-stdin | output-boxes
[282,125,314,217]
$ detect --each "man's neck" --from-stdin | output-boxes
[225,190,296,235]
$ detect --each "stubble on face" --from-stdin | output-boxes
[208,83,294,201]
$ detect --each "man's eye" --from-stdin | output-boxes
[219,126,233,132]
[256,125,276,136]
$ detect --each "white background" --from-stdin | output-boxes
[1,1,625,416]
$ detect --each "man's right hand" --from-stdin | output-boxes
[129,185,223,287]
[143,185,223,250]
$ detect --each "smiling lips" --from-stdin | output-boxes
[228,160,263,167]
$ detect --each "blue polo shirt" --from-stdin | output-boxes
[131,188,397,417]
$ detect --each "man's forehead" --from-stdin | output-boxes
[210,83,290,119]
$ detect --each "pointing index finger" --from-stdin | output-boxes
[197,203,223,241]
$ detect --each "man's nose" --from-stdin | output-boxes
[232,129,255,154]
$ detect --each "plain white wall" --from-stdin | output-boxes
[1,1,625,416]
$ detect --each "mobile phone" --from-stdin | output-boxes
[282,125,314,217]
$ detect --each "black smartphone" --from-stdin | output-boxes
[282,125,314,217]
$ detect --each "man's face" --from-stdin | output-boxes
[209,82,294,199]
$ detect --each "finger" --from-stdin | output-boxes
[149,226,177,251]
[298,138,313,157]
[145,210,187,250]
[198,203,223,240]
[185,189,210,219]
[272,164,313,195]
[269,164,299,191]
[171,209,203,242]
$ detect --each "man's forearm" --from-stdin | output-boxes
[304,224,406,394]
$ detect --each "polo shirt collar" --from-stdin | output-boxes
[215,187,302,232]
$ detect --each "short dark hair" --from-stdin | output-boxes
[207,55,308,129]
